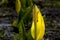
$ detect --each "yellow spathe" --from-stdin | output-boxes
[13,0,21,26]
[31,5,45,40]
[15,0,21,13]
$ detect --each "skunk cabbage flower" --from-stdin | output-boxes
[15,0,21,13]
[31,5,45,40]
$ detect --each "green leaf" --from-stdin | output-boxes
[27,30,34,40]
[13,33,20,40]
[18,6,33,23]
[20,0,26,8]
[18,20,27,40]
[26,0,32,7]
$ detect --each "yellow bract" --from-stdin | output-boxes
[15,0,21,13]
[31,5,45,40]
[12,21,17,27]
[13,0,21,27]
